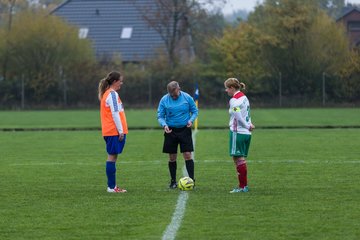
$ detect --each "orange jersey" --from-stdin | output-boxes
[100,88,128,136]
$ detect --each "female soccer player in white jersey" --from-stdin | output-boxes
[98,71,128,193]
[224,78,255,193]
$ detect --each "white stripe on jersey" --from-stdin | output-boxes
[231,132,237,155]
[106,90,123,134]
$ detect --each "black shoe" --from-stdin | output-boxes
[169,181,178,189]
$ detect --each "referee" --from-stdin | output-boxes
[157,81,199,189]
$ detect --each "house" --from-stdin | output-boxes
[337,7,360,47]
[51,0,165,62]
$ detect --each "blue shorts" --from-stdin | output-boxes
[104,135,126,155]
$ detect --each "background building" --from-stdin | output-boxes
[51,0,165,62]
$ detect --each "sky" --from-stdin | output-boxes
[222,0,360,14]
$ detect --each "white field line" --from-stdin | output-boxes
[161,190,188,240]
[8,159,360,166]
[202,160,360,164]
[161,129,198,240]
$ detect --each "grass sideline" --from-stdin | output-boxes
[0,129,359,239]
[0,108,359,129]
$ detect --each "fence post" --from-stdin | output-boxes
[60,66,67,106]
[21,75,25,109]
[148,77,152,107]
[322,72,326,106]
[279,72,282,107]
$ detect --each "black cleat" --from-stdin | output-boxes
[169,180,178,189]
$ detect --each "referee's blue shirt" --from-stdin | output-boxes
[157,91,198,128]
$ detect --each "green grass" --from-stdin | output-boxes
[0,108,359,129]
[1,128,359,239]
[193,129,360,239]
[0,130,175,240]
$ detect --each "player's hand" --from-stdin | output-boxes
[186,121,192,128]
[249,124,255,131]
[119,133,125,141]
[164,126,172,133]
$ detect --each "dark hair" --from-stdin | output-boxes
[98,71,121,100]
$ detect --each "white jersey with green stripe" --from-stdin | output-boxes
[228,91,252,135]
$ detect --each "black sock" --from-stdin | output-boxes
[185,159,194,180]
[168,161,177,182]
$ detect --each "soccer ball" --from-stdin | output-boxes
[178,177,194,191]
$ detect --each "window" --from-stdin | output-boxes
[348,21,360,31]
[78,28,89,39]
[121,27,133,39]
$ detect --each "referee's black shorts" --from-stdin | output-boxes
[163,126,194,154]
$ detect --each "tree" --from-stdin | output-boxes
[303,11,349,75]
[319,0,345,18]
[5,10,95,106]
[335,50,360,101]
[1,0,21,80]
[190,9,227,63]
[212,0,353,103]
[129,0,226,69]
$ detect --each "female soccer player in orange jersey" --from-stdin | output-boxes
[98,71,128,193]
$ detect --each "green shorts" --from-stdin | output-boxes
[229,131,252,157]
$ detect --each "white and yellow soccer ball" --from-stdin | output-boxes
[178,177,194,191]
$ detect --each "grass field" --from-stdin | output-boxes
[0,108,359,129]
[0,109,359,239]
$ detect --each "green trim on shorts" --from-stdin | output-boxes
[229,131,251,157]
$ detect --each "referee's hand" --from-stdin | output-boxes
[186,121,192,128]
[164,126,172,133]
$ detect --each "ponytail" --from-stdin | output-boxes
[224,78,246,91]
[98,71,121,101]
[98,78,109,101]
[239,82,246,91]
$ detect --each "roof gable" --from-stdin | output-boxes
[51,0,165,61]
[337,7,360,21]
